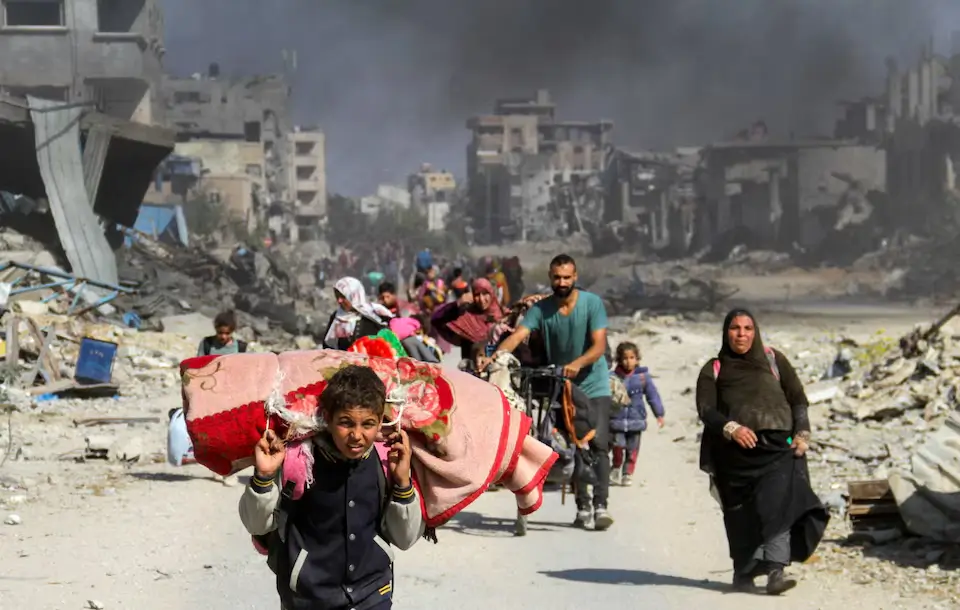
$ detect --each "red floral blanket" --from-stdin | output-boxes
[180,349,557,527]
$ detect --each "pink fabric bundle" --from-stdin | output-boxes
[389,317,420,341]
[180,349,558,528]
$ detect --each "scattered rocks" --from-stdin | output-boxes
[4,513,21,525]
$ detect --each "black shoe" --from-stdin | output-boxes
[731,574,759,593]
[765,568,797,596]
[731,562,768,593]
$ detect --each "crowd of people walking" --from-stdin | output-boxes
[219,244,830,606]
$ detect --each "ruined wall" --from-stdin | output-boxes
[175,140,264,181]
[163,74,291,140]
[0,0,163,123]
[202,173,255,226]
[796,146,886,211]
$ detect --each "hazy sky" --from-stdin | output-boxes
[161,0,960,196]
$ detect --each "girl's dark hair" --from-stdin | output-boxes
[413,312,432,335]
[616,341,640,361]
[320,365,386,419]
[214,310,237,330]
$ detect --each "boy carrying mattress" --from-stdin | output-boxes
[239,365,425,610]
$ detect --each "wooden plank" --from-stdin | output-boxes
[24,319,60,382]
[848,502,900,517]
[5,315,19,369]
[20,325,56,386]
[848,480,892,500]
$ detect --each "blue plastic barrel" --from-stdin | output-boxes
[75,337,118,385]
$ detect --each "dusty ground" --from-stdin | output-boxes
[1,305,958,610]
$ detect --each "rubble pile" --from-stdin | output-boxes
[852,227,960,300]
[590,259,741,316]
[114,234,322,341]
[809,320,960,485]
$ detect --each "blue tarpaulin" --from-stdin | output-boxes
[124,203,189,248]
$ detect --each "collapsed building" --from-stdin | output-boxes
[465,89,613,244]
[476,36,960,267]
[0,0,174,287]
[603,147,700,257]
[696,139,887,258]
[687,38,960,262]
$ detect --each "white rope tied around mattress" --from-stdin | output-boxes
[264,366,321,438]
[263,361,408,433]
[381,368,406,428]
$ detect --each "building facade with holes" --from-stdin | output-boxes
[0,0,165,124]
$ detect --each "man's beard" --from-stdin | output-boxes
[552,285,573,298]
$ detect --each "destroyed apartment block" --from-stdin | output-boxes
[695,138,887,261]
[465,89,613,244]
[603,148,700,257]
[0,93,174,295]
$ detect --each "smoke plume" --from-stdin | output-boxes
[161,0,960,195]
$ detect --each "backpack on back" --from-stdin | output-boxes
[712,346,780,380]
[201,337,248,356]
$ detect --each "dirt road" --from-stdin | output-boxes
[0,311,951,610]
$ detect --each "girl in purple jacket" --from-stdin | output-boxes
[610,341,665,486]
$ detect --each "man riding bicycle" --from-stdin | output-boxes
[491,253,614,531]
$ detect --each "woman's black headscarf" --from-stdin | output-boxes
[715,308,792,431]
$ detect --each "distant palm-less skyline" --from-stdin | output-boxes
[161,0,960,196]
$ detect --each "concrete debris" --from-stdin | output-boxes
[110,436,143,464]
[160,313,215,343]
[887,411,960,542]
[599,263,740,315]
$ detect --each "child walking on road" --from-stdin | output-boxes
[610,342,665,486]
[239,365,424,610]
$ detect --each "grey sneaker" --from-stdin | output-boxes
[573,509,594,529]
[609,470,622,486]
[594,507,614,531]
[622,475,633,487]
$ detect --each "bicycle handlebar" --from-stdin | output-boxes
[515,365,566,380]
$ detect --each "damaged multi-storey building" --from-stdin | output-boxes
[691,35,960,260]
[603,147,700,257]
[466,90,613,244]
[160,66,327,243]
[0,0,175,286]
[696,136,886,254]
[408,163,456,232]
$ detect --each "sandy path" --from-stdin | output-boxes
[0,312,948,610]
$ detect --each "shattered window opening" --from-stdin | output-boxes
[244,121,261,142]
[173,91,204,104]
[4,0,64,27]
[96,0,142,32]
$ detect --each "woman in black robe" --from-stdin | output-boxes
[696,308,828,595]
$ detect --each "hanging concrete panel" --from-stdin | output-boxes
[27,95,118,286]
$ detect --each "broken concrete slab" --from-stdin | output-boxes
[13,300,49,316]
[160,313,213,343]
[806,380,842,404]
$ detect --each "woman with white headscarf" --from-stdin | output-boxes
[321,276,389,350]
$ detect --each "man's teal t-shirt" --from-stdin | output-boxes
[520,290,610,398]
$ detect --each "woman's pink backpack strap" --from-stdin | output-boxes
[712,347,780,380]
